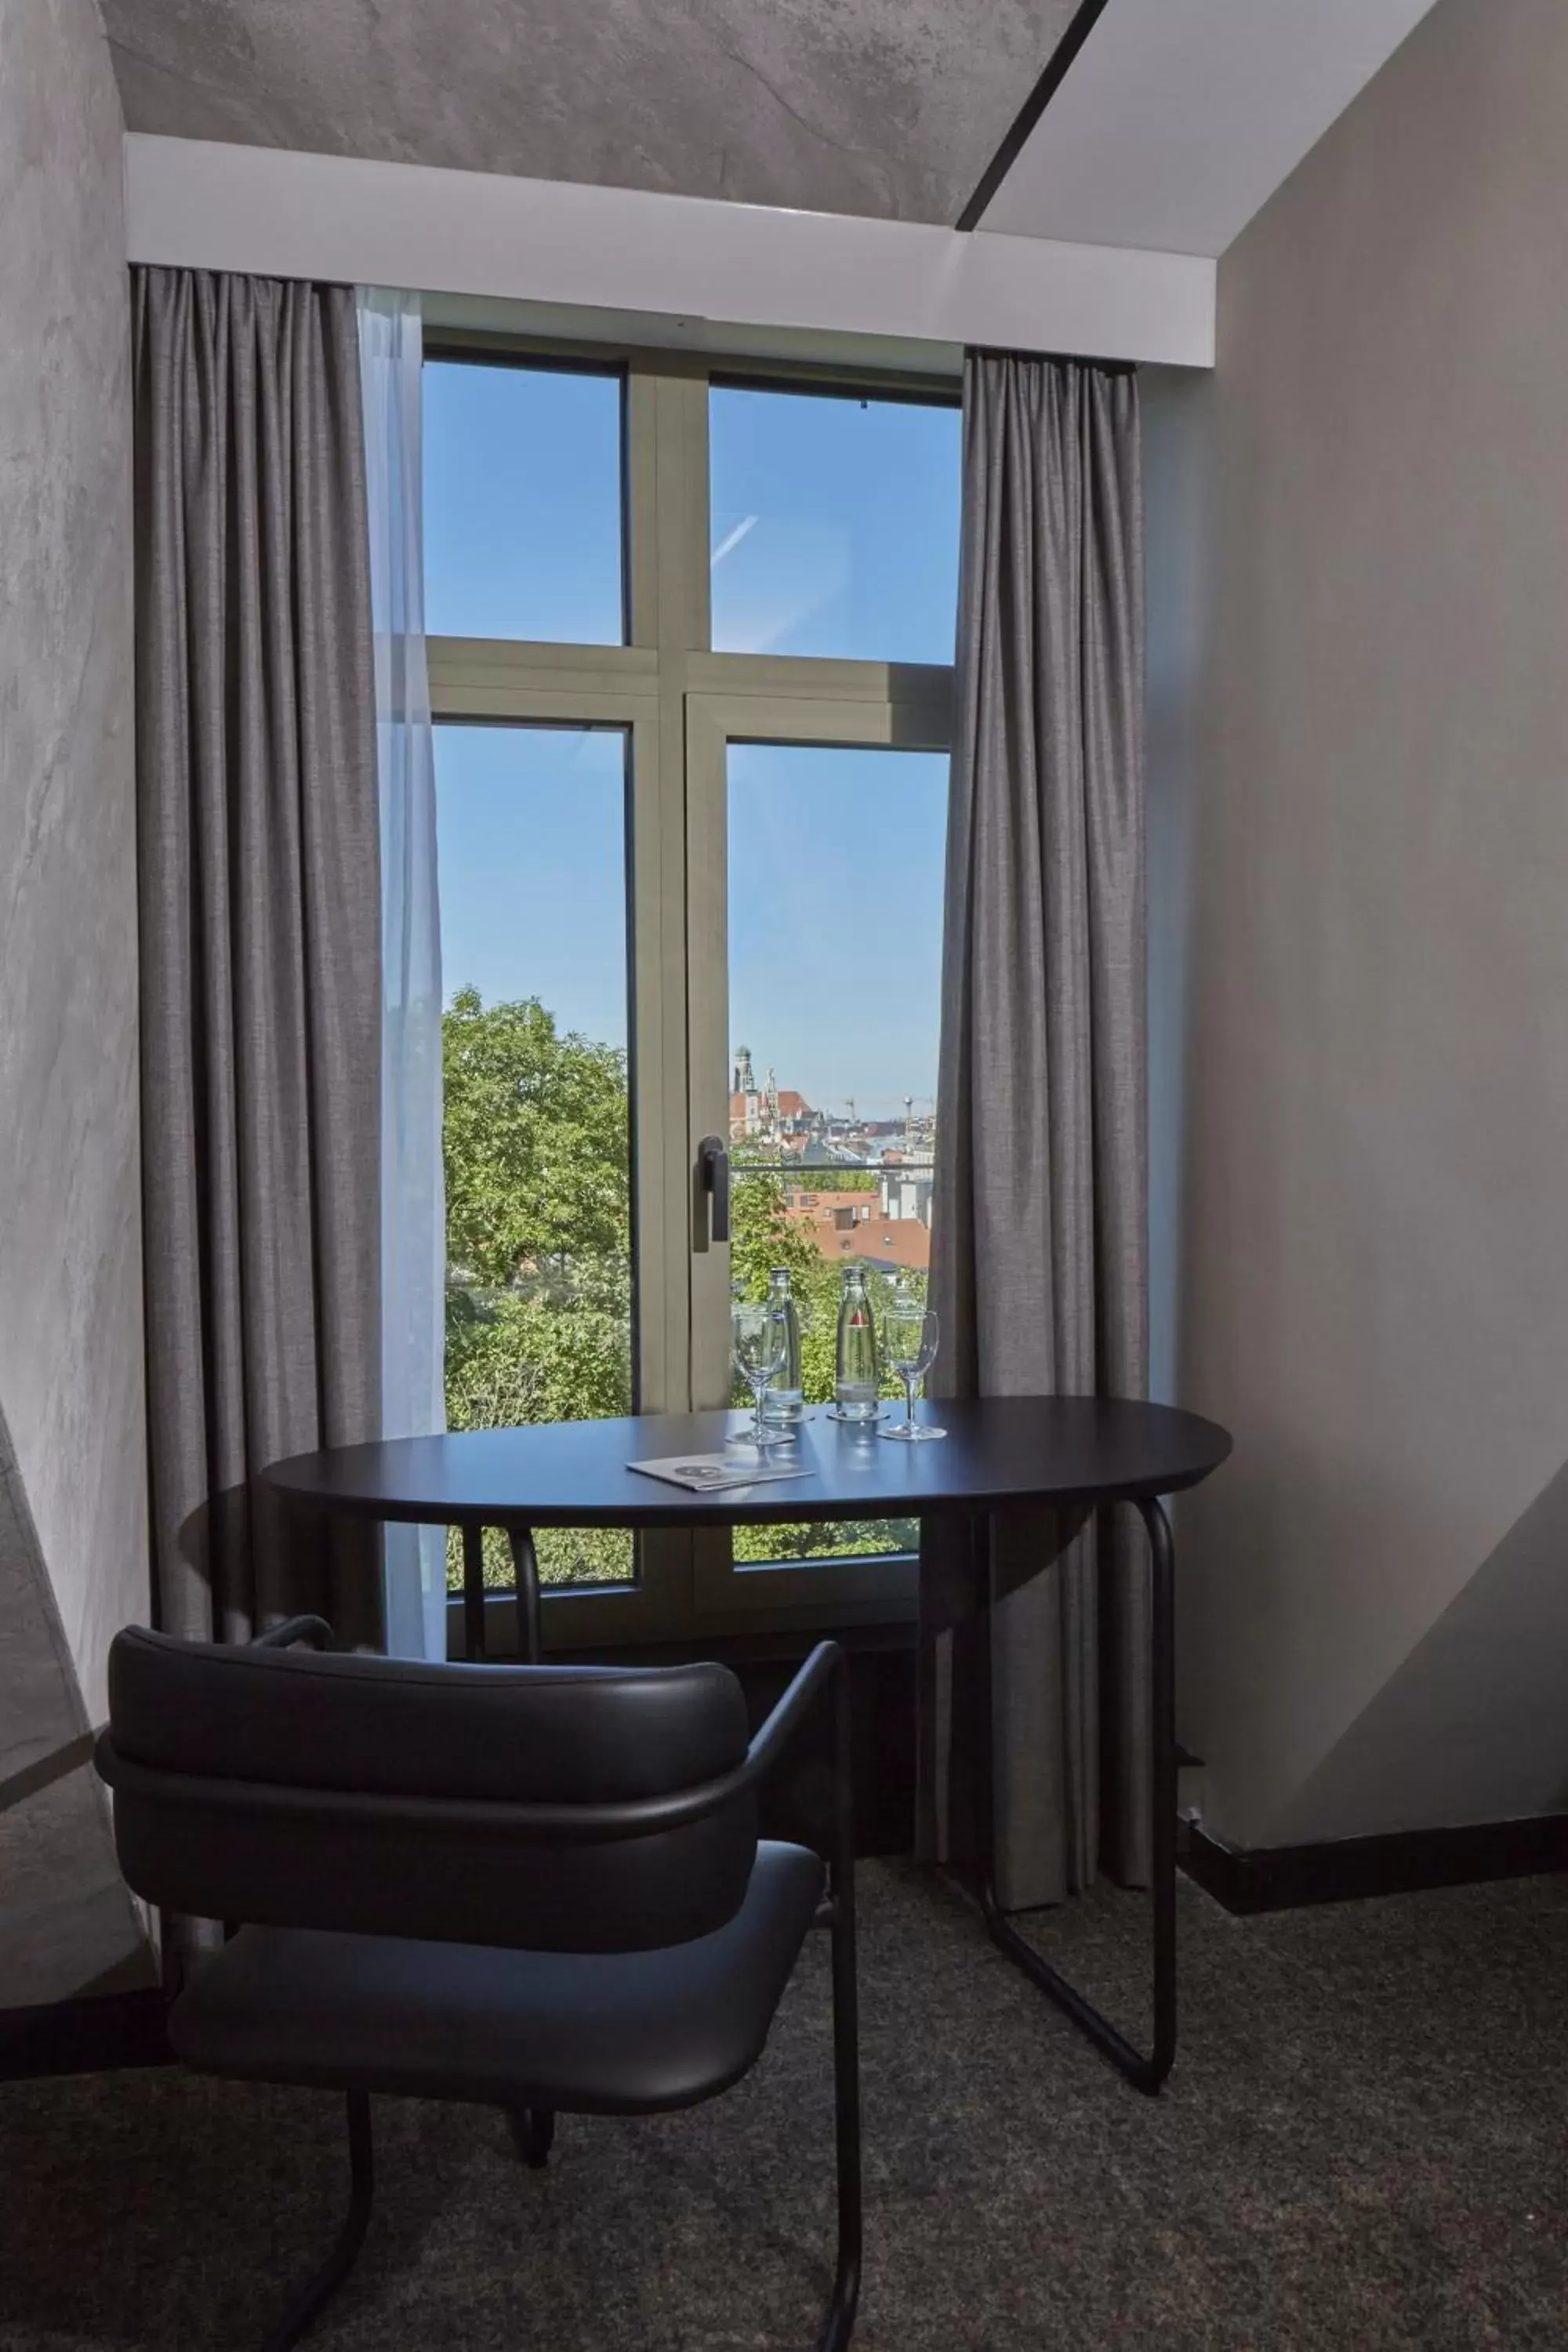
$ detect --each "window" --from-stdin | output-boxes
[423,360,624,644]
[724,741,946,1494]
[710,383,961,662]
[424,339,957,1647]
[434,723,635,1593]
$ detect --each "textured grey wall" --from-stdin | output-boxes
[99,0,1076,225]
[0,1404,149,2008]
[1160,0,1568,1849]
[0,0,151,2004]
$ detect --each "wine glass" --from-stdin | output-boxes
[731,1298,789,1452]
[879,1283,945,1442]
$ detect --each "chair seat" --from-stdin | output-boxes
[170,1840,826,2115]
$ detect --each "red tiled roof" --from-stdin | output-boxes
[784,1199,930,1270]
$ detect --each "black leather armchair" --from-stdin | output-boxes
[96,1621,860,2350]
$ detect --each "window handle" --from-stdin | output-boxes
[696,1134,731,1247]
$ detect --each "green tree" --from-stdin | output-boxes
[442,987,633,1591]
[793,1168,877,1193]
[443,985,629,1284]
[445,1287,631,1429]
[728,1159,820,1301]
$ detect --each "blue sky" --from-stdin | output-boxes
[426,363,960,1113]
[709,384,960,664]
[434,724,630,1048]
[727,743,949,1112]
[424,361,624,643]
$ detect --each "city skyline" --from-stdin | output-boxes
[729,1051,938,1131]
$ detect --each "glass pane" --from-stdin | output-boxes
[727,742,947,1566]
[436,725,634,1589]
[423,361,624,644]
[710,386,960,663]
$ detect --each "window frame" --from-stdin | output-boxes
[425,334,958,1653]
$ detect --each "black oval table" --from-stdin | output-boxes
[265,1396,1231,2092]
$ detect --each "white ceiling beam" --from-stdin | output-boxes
[123,134,1215,369]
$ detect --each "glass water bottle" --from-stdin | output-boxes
[834,1265,880,1421]
[761,1267,804,1426]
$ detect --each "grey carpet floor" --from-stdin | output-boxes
[3,1862,1566,2350]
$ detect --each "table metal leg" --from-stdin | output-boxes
[508,1526,542,1664]
[460,1525,540,1664]
[976,1494,1178,2095]
[500,1537,547,2181]
[461,1524,488,1662]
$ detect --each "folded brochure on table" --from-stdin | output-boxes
[628,1452,813,1493]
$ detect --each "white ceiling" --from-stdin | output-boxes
[981,0,1444,256]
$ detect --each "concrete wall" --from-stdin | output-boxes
[1160,0,1568,1849]
[0,0,151,2005]
[100,0,1078,225]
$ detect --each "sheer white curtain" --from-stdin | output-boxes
[358,287,448,1659]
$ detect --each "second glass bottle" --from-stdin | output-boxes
[834,1264,880,1421]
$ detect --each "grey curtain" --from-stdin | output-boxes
[921,352,1149,1911]
[134,267,383,1649]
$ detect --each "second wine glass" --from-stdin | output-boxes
[879,1282,945,1442]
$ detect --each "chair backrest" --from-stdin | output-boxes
[100,1628,756,1954]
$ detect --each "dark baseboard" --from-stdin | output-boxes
[0,1985,172,2082]
[1181,1813,1568,1916]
